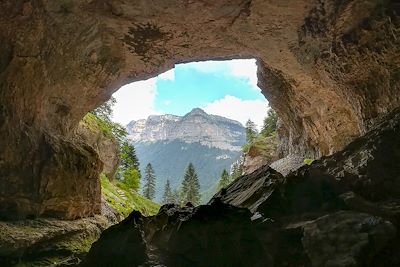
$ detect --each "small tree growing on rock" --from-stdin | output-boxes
[245,119,258,144]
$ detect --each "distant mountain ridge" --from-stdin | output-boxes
[126,108,245,151]
[125,108,246,202]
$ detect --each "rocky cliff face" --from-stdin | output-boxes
[81,108,400,267]
[0,0,398,219]
[76,117,120,181]
[126,108,245,151]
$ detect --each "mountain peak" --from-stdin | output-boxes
[187,108,207,116]
[125,109,246,151]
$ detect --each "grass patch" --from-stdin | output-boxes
[101,175,159,217]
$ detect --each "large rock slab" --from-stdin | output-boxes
[0,215,110,266]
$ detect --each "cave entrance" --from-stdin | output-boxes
[90,59,277,217]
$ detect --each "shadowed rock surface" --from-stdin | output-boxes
[81,109,400,267]
[0,215,110,267]
[0,0,399,219]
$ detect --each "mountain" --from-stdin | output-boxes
[126,108,246,202]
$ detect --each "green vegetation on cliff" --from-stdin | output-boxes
[101,175,159,217]
[242,109,278,160]
[81,99,159,218]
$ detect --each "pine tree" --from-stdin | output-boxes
[181,163,201,205]
[120,141,140,171]
[143,163,156,200]
[117,142,141,190]
[162,180,173,204]
[245,119,258,143]
[171,189,181,205]
[230,159,243,181]
[261,109,278,137]
[218,169,231,189]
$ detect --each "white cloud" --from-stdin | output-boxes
[112,60,262,126]
[179,59,259,90]
[157,68,175,81]
[112,78,159,125]
[228,59,258,89]
[202,95,269,129]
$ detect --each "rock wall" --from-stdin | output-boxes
[0,0,398,219]
[76,118,120,181]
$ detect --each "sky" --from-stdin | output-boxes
[112,59,269,128]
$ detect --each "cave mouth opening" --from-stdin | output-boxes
[90,58,277,215]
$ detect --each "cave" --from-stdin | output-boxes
[0,0,399,266]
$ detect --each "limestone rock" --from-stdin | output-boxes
[126,108,245,151]
[77,118,120,181]
[0,215,110,267]
[0,0,398,219]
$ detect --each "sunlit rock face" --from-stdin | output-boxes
[0,0,398,218]
[126,108,245,151]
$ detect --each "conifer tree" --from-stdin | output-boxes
[218,169,231,189]
[230,160,243,181]
[181,163,201,205]
[143,163,156,200]
[245,119,258,143]
[261,109,278,137]
[120,142,140,171]
[162,180,173,204]
[171,189,181,205]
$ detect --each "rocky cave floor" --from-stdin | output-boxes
[2,109,400,267]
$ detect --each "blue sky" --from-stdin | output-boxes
[112,59,269,128]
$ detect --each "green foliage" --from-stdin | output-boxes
[82,113,127,142]
[83,104,141,194]
[304,158,314,165]
[91,96,116,122]
[181,163,201,205]
[120,141,140,170]
[101,174,159,217]
[230,160,243,181]
[122,168,140,190]
[242,109,278,162]
[245,119,258,144]
[162,180,174,204]
[218,169,231,189]
[261,109,278,137]
[134,140,241,200]
[143,163,156,200]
